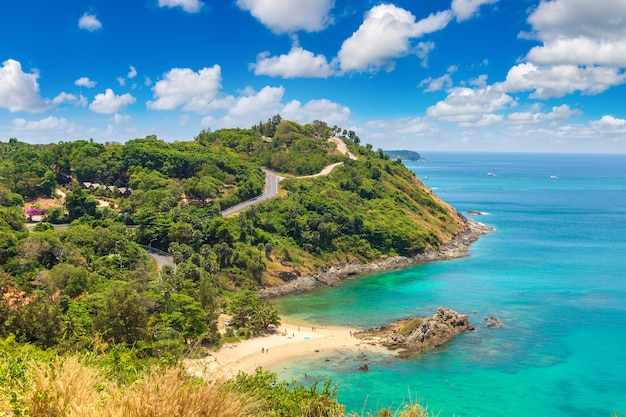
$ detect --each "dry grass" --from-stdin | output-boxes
[22,357,258,417]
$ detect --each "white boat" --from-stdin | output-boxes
[487,172,496,176]
[550,175,558,179]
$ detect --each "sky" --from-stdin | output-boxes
[1,0,626,153]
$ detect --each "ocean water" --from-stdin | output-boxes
[270,152,626,417]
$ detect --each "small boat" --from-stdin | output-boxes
[487,172,496,176]
[423,176,428,180]
[550,175,558,179]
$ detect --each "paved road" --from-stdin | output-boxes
[138,244,176,270]
[220,169,282,217]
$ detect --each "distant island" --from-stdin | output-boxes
[383,150,424,161]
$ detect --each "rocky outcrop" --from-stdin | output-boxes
[259,218,493,299]
[356,307,472,358]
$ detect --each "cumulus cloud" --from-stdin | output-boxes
[451,0,498,22]
[338,5,452,72]
[251,46,335,78]
[75,77,97,88]
[507,104,579,125]
[203,86,285,128]
[426,85,513,124]
[0,59,50,112]
[499,62,626,99]
[127,66,137,79]
[420,73,454,92]
[147,65,227,113]
[158,0,204,13]
[78,13,102,31]
[52,92,88,107]
[12,116,72,131]
[420,66,458,92]
[499,0,626,99]
[200,86,350,130]
[282,98,350,126]
[89,89,136,114]
[525,0,626,67]
[113,114,131,124]
[236,0,334,33]
[591,115,626,130]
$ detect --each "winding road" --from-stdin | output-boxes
[220,137,355,217]
[220,169,282,217]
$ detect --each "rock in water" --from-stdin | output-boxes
[398,307,471,357]
[356,307,471,359]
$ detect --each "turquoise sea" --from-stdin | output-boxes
[271,152,626,417]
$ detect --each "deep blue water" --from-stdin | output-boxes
[271,153,626,417]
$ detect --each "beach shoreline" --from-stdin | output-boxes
[185,319,389,379]
[186,216,492,378]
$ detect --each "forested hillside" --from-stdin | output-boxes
[0,118,463,416]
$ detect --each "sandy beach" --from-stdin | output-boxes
[185,319,389,379]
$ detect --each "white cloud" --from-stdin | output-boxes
[426,85,513,124]
[524,0,626,67]
[78,13,102,31]
[527,0,626,42]
[420,67,458,92]
[338,5,452,72]
[420,73,453,92]
[89,88,136,114]
[236,0,334,33]
[508,104,579,125]
[127,66,137,79]
[451,0,498,22]
[158,0,204,13]
[591,115,626,130]
[12,116,71,131]
[75,77,97,88]
[147,65,225,113]
[499,62,626,99]
[52,92,88,107]
[361,117,440,148]
[282,98,350,126]
[500,0,626,100]
[117,77,126,86]
[203,86,285,128]
[251,46,335,78]
[113,113,131,124]
[0,59,50,112]
[200,86,350,130]
[527,37,626,67]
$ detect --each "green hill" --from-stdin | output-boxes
[383,150,423,161]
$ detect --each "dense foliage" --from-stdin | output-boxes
[0,118,461,416]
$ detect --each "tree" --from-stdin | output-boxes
[65,187,97,221]
[93,282,148,345]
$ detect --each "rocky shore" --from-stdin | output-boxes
[259,217,493,299]
[355,307,472,358]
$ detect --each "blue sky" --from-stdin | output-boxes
[1,0,625,153]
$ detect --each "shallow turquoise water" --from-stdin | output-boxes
[271,153,626,417]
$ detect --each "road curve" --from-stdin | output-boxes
[221,137,356,217]
[220,169,282,217]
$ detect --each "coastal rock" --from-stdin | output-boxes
[259,218,494,299]
[356,307,471,359]
[483,316,505,328]
[358,364,369,371]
